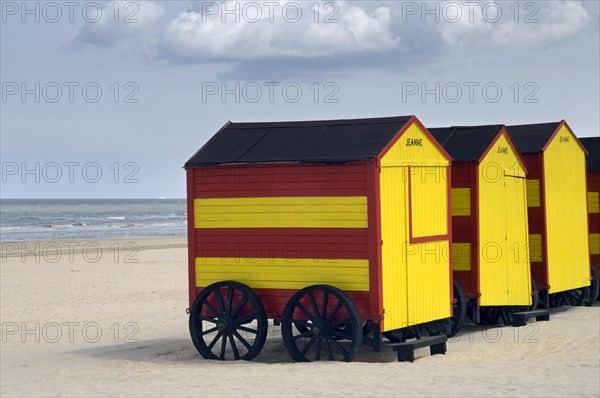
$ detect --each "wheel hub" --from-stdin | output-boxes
[311,320,328,337]
[216,316,232,332]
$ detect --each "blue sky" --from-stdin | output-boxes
[1,0,599,198]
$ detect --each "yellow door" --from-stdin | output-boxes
[504,172,532,305]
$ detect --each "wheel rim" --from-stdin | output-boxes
[479,307,516,326]
[549,287,588,308]
[281,285,362,362]
[450,280,466,337]
[189,281,267,361]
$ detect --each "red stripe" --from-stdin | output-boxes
[591,255,600,273]
[454,271,476,298]
[589,214,600,233]
[451,163,472,187]
[195,228,369,260]
[195,163,369,198]
[523,154,540,178]
[452,215,472,242]
[528,207,543,234]
[587,172,600,191]
[530,261,547,289]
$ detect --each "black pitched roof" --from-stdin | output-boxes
[506,122,561,154]
[580,137,600,172]
[429,125,504,162]
[185,116,414,167]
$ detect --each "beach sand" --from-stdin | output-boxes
[1,237,599,397]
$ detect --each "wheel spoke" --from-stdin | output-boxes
[325,339,334,360]
[198,315,218,324]
[228,334,240,360]
[207,330,224,350]
[314,338,322,361]
[219,334,227,359]
[331,338,349,356]
[321,290,329,320]
[308,291,320,319]
[201,327,218,336]
[226,286,234,315]
[292,319,310,330]
[296,302,316,322]
[231,296,248,318]
[292,330,312,340]
[233,331,253,350]
[204,301,220,318]
[237,325,258,334]
[300,336,316,356]
[327,300,343,322]
[234,312,257,325]
[215,289,226,314]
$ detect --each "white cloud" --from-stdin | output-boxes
[76,1,165,47]
[437,1,590,49]
[160,1,399,60]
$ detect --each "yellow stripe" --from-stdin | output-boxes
[588,192,599,213]
[590,233,600,255]
[529,234,543,262]
[451,188,471,216]
[195,257,369,291]
[526,179,540,207]
[452,243,471,271]
[194,196,368,229]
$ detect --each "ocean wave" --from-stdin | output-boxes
[108,223,137,228]
[108,216,126,220]
[47,224,75,229]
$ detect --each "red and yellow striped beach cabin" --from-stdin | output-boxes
[185,116,453,362]
[507,121,591,307]
[430,125,533,328]
[580,137,599,303]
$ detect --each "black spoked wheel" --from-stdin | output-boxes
[480,280,539,326]
[189,281,267,361]
[479,307,517,326]
[450,280,466,337]
[549,287,589,308]
[281,284,362,362]
[585,268,599,306]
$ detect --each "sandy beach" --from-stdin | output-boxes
[1,236,599,397]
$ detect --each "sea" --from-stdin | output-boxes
[0,199,187,242]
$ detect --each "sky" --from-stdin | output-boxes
[1,0,599,198]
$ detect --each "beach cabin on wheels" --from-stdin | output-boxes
[507,121,592,307]
[184,116,453,362]
[580,137,600,304]
[429,126,535,330]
